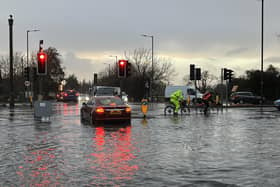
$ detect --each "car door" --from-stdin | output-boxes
[84,100,94,119]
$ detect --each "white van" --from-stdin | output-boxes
[164,85,203,103]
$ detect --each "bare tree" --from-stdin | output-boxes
[124,48,175,84]
[0,52,25,78]
[197,70,216,93]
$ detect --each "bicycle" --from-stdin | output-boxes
[196,100,212,115]
[164,100,190,115]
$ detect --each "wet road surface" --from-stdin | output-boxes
[0,102,280,186]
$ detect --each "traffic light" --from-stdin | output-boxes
[94,73,98,85]
[223,68,234,81]
[196,68,201,80]
[228,69,234,82]
[223,68,228,80]
[118,60,127,78]
[126,62,132,77]
[24,67,30,80]
[37,52,47,75]
[190,64,195,80]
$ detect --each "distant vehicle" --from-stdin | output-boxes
[60,90,80,102]
[80,96,131,125]
[92,86,128,102]
[93,86,120,96]
[274,99,280,111]
[230,91,263,104]
[78,94,90,102]
[164,85,203,104]
[56,92,64,101]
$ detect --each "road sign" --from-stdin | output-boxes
[24,81,30,87]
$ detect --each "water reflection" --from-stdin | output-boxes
[16,131,62,186]
[9,108,15,121]
[86,125,138,186]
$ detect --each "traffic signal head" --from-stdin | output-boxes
[190,64,195,80]
[223,68,234,81]
[223,68,228,80]
[37,52,47,75]
[228,69,234,82]
[126,62,132,77]
[195,68,201,80]
[118,60,127,78]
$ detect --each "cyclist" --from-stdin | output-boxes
[202,91,213,114]
[170,90,184,115]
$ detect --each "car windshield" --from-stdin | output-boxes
[96,97,124,106]
[95,88,116,96]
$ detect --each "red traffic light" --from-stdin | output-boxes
[118,60,128,78]
[37,52,47,75]
[39,54,46,61]
[119,61,125,66]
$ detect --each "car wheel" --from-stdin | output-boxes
[164,105,174,115]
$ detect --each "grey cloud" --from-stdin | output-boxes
[62,52,105,81]
[265,56,280,63]
[226,48,248,56]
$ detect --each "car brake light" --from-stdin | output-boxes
[75,93,79,96]
[64,93,68,97]
[125,107,131,113]
[96,107,105,114]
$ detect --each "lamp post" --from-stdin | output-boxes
[26,29,39,100]
[8,15,14,108]
[27,29,40,66]
[260,0,264,106]
[141,34,154,101]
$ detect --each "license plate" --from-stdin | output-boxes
[110,110,121,115]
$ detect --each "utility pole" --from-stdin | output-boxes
[260,0,264,108]
[8,15,14,108]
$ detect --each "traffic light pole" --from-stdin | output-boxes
[225,80,228,108]
[221,68,224,109]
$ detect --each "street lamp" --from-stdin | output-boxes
[26,29,39,100]
[27,29,40,67]
[260,0,264,106]
[141,34,154,101]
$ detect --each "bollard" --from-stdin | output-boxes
[187,95,191,106]
[216,95,219,112]
[141,98,148,118]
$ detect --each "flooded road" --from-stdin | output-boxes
[1,103,280,186]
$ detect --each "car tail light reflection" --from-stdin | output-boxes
[125,107,131,113]
[96,107,105,114]
[75,93,80,96]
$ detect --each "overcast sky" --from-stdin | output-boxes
[1,0,280,84]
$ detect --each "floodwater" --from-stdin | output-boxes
[0,103,280,186]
